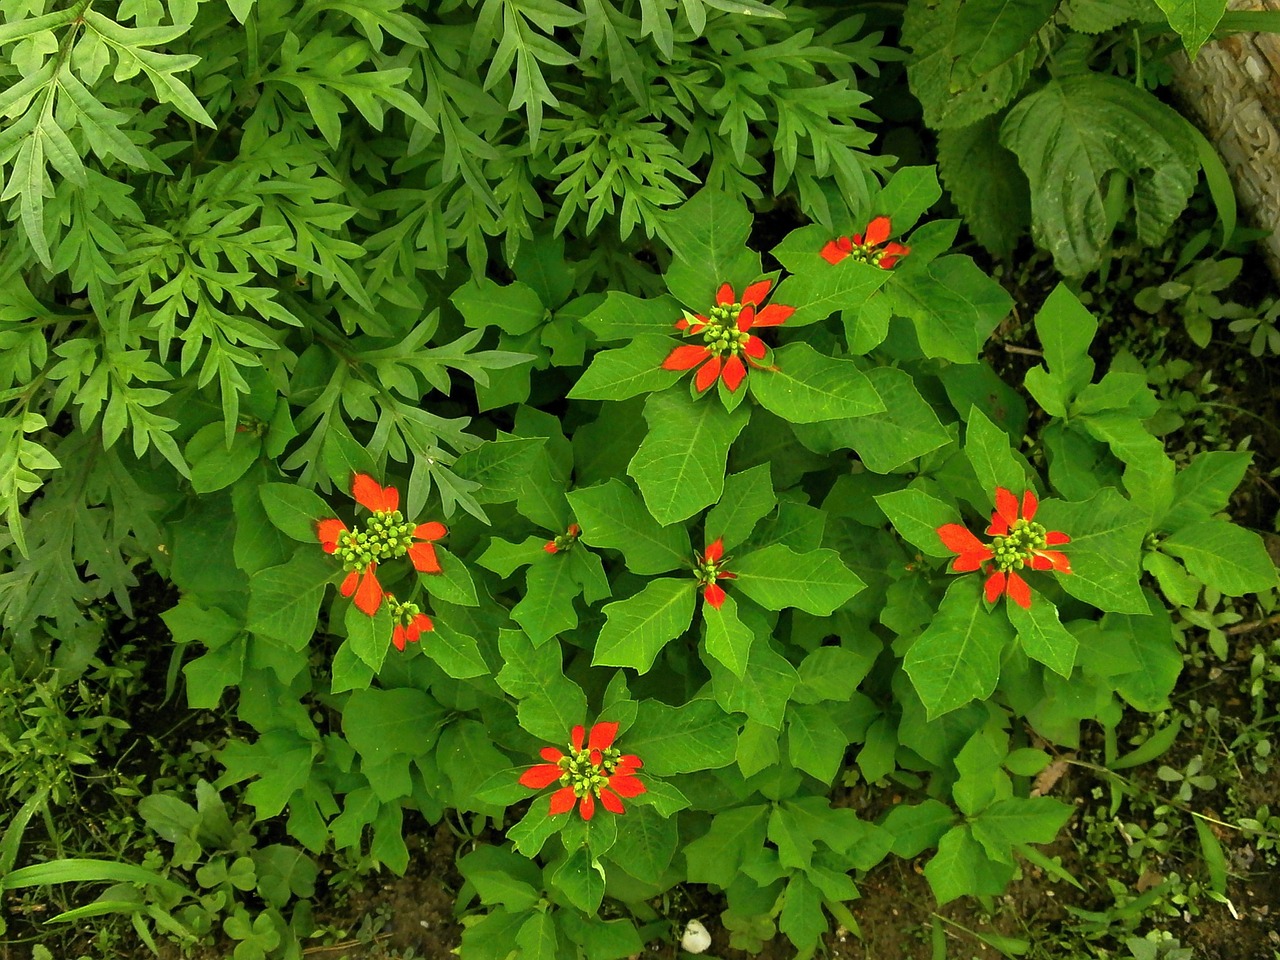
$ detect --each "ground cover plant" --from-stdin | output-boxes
[2,0,1280,958]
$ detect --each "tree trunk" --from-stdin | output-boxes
[1170,0,1280,277]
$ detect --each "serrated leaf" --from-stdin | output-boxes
[1000,74,1198,276]
[592,578,696,674]
[937,116,1030,258]
[749,343,884,423]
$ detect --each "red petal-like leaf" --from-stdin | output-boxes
[1035,549,1072,573]
[951,551,991,573]
[742,279,772,307]
[579,792,595,821]
[409,541,441,574]
[753,303,794,327]
[737,304,756,332]
[703,537,724,563]
[663,344,710,371]
[937,523,986,555]
[316,518,346,552]
[392,624,407,651]
[865,215,891,246]
[694,356,722,392]
[610,771,646,797]
[352,473,398,513]
[820,239,850,264]
[520,763,563,789]
[984,570,1007,604]
[414,521,447,542]
[571,725,585,752]
[410,613,433,636]
[1021,490,1038,522]
[994,487,1019,527]
[1045,531,1070,546]
[354,567,383,615]
[588,722,618,753]
[1007,571,1032,609]
[721,355,746,392]
[715,283,735,305]
[540,747,565,763]
[549,786,576,815]
[743,336,767,360]
[543,541,558,554]
[340,570,359,598]
[616,754,643,771]
[703,582,726,609]
[598,788,625,815]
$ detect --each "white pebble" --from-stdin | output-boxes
[681,919,712,954]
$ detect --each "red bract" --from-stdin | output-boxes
[387,594,434,651]
[662,280,793,393]
[936,487,1071,610]
[544,523,582,554]
[821,216,910,269]
[518,721,646,820]
[317,473,448,616]
[694,537,736,609]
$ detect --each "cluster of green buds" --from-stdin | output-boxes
[989,517,1049,572]
[545,523,581,555]
[695,553,726,587]
[700,303,751,357]
[388,595,424,625]
[334,510,418,572]
[557,741,624,798]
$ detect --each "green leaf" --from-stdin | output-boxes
[245,550,333,650]
[882,799,956,858]
[628,390,749,525]
[1032,284,1098,400]
[1104,599,1183,712]
[342,688,444,766]
[703,592,754,677]
[260,483,331,543]
[886,257,1012,363]
[770,259,893,328]
[875,165,943,233]
[344,600,394,674]
[731,544,864,615]
[566,479,690,574]
[1000,74,1198,276]
[683,805,769,887]
[426,621,489,679]
[964,406,1025,495]
[606,805,677,885]
[970,797,1073,862]
[187,424,260,493]
[710,637,799,730]
[787,702,849,784]
[578,292,684,341]
[1160,520,1279,596]
[904,0,1039,129]
[1160,450,1251,531]
[705,464,776,551]
[454,438,546,504]
[569,337,683,401]
[426,547,478,606]
[593,578,696,674]
[512,555,582,647]
[904,578,1012,719]
[1007,600,1077,679]
[516,911,558,960]
[550,846,605,914]
[624,699,738,776]
[495,629,587,743]
[924,825,1016,904]
[658,187,757,308]
[1142,551,1201,608]
[1037,489,1150,614]
[874,487,957,559]
[937,117,1031,259]
[1155,0,1227,54]
[748,343,884,423]
[458,847,542,912]
[818,367,950,472]
[452,277,546,336]
[778,874,826,952]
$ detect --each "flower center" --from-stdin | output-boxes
[990,518,1049,572]
[850,242,886,266]
[701,302,752,357]
[694,557,724,587]
[387,595,424,628]
[335,510,417,571]
[557,743,623,798]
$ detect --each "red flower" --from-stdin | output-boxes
[544,523,582,554]
[936,488,1071,609]
[662,280,793,393]
[317,473,447,616]
[821,216,910,269]
[387,594,434,651]
[518,722,646,820]
[694,537,736,609]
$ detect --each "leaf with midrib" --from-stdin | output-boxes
[628,390,749,525]
[749,343,884,423]
[566,479,690,575]
[568,337,684,401]
[903,578,1010,719]
[731,544,865,615]
[592,578,696,674]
